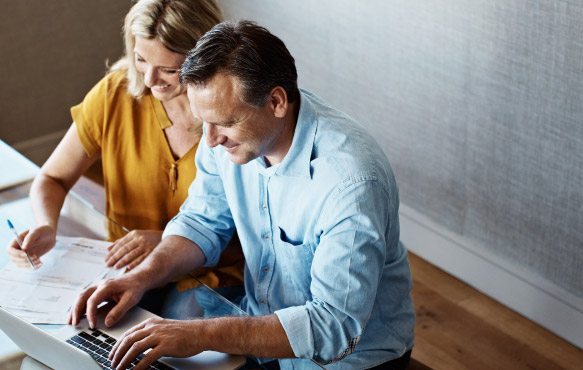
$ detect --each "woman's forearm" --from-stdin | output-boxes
[30,173,68,229]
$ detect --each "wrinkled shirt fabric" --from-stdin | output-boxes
[163,89,415,369]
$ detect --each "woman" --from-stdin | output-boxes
[7,0,244,314]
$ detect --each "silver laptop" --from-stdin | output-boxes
[0,305,245,370]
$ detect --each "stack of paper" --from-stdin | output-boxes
[0,236,120,324]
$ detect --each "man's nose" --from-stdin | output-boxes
[205,122,223,148]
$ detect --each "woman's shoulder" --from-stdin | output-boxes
[100,70,129,91]
[84,69,137,106]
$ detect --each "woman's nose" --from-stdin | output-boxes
[144,66,158,87]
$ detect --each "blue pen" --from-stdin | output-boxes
[7,219,36,270]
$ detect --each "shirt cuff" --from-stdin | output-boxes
[275,305,314,359]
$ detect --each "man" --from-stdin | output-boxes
[69,20,415,370]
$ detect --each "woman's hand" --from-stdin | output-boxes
[6,225,57,269]
[105,230,163,270]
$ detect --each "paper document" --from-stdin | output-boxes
[0,139,39,190]
[0,236,121,324]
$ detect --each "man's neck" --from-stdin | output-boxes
[264,99,300,167]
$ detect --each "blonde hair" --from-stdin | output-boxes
[109,0,223,99]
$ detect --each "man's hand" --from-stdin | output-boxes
[67,274,146,329]
[6,225,57,269]
[105,230,163,270]
[71,235,206,330]
[109,315,295,370]
[109,318,205,370]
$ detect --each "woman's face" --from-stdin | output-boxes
[134,36,187,102]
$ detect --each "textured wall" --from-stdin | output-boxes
[0,0,131,147]
[217,0,583,299]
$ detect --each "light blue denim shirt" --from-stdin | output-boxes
[163,89,415,369]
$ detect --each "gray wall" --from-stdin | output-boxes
[0,0,131,162]
[1,0,580,342]
[217,0,583,304]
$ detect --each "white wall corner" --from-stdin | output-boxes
[400,203,583,349]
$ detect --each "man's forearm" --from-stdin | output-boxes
[127,235,206,291]
[196,314,295,359]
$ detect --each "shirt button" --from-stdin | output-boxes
[260,299,266,304]
[263,204,268,210]
[264,235,270,240]
[263,266,269,272]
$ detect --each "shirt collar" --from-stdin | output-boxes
[261,90,316,179]
[149,94,173,130]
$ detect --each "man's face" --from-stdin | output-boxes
[187,73,290,165]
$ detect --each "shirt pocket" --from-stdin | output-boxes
[273,227,315,304]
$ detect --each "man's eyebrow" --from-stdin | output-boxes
[208,119,236,127]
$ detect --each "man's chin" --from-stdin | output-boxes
[227,152,256,165]
[227,153,246,165]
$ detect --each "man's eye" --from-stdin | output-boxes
[163,69,178,74]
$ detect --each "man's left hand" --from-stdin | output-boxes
[109,317,205,370]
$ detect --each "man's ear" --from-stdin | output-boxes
[268,86,288,118]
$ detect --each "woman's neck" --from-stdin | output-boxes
[161,94,192,125]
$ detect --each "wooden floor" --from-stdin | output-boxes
[80,165,582,370]
[408,253,582,370]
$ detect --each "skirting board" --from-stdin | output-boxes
[400,203,583,349]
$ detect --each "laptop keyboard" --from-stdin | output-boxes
[66,328,176,370]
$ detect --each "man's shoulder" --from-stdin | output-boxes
[299,89,378,147]
[300,90,393,184]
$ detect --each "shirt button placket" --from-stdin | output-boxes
[258,176,274,314]
[260,231,272,312]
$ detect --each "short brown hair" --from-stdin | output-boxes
[180,20,299,108]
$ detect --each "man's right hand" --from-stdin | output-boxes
[68,274,146,329]
[6,225,57,269]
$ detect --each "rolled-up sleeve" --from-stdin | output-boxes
[276,177,393,363]
[275,306,314,358]
[163,135,235,266]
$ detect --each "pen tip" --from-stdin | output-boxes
[7,219,13,228]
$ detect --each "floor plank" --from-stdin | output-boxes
[409,253,582,370]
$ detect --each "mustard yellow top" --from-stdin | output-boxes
[71,71,243,291]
